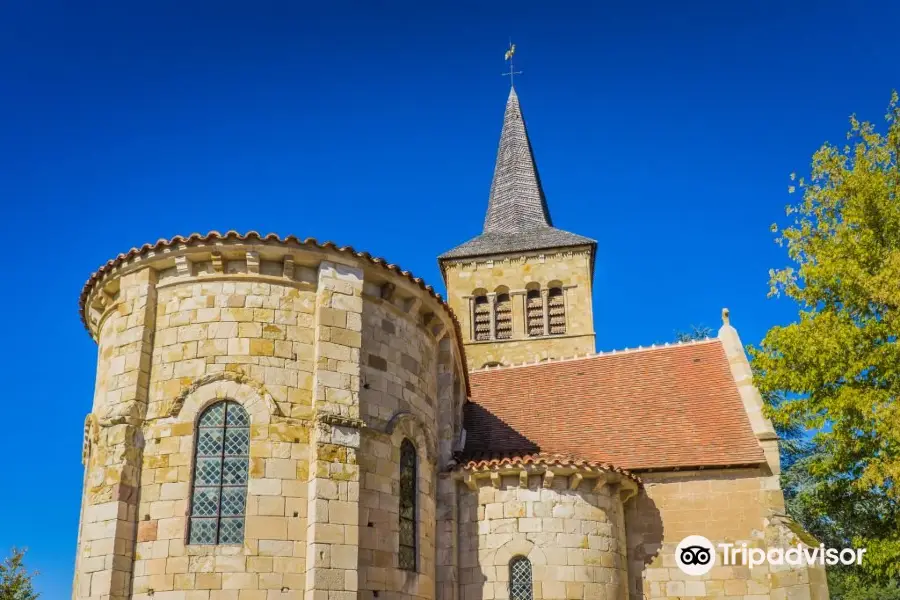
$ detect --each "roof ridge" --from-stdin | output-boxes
[469,337,723,374]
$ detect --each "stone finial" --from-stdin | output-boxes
[722,307,731,326]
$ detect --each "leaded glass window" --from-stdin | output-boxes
[510,556,533,600]
[188,401,250,545]
[399,439,417,570]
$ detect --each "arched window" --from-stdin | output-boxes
[510,556,533,600]
[188,401,250,545]
[399,439,417,570]
[473,294,492,341]
[526,289,544,337]
[548,287,566,335]
[495,292,512,340]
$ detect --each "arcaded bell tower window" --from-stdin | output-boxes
[473,294,492,341]
[188,401,250,545]
[526,289,544,337]
[510,556,533,600]
[399,439,418,570]
[548,287,566,335]
[495,292,512,339]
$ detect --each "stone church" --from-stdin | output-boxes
[73,87,828,600]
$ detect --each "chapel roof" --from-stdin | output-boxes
[439,87,595,262]
[461,339,766,471]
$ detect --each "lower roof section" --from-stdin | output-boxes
[461,339,766,471]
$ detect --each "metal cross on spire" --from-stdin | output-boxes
[502,41,522,87]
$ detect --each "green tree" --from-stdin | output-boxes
[750,92,900,586]
[674,324,713,342]
[0,548,39,600]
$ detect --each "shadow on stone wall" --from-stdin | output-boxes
[625,490,663,599]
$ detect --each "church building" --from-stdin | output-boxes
[73,86,828,600]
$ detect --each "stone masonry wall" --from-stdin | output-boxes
[75,240,468,600]
[357,297,442,600]
[442,248,595,369]
[458,474,628,600]
[626,468,829,600]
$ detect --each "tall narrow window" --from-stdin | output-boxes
[473,295,492,341]
[495,293,512,340]
[548,287,566,335]
[526,289,544,337]
[399,439,417,570]
[189,401,250,545]
[510,556,533,600]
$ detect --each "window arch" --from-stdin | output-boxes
[494,292,512,340]
[510,556,533,600]
[188,401,250,545]
[399,439,417,570]
[472,293,491,341]
[525,288,544,337]
[547,287,566,335]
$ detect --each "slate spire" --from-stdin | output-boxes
[439,88,595,264]
[483,86,553,233]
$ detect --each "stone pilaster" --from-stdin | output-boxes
[306,262,364,600]
[76,269,157,600]
[540,288,550,336]
[511,291,525,340]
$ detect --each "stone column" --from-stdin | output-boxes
[76,268,157,600]
[540,288,550,336]
[486,292,497,340]
[306,262,364,600]
[511,292,525,340]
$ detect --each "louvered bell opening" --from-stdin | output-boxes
[526,290,544,337]
[495,293,512,340]
[548,288,566,335]
[473,296,492,341]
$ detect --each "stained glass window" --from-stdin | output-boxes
[510,556,533,600]
[399,439,417,570]
[188,401,250,545]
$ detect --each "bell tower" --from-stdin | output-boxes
[439,87,596,369]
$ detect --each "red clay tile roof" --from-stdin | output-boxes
[463,340,766,471]
[456,452,642,486]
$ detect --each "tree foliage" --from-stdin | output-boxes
[0,548,38,600]
[750,92,900,586]
[674,324,713,342]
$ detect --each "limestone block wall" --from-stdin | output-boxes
[354,292,452,600]
[441,248,595,369]
[75,234,469,600]
[626,468,829,600]
[457,471,631,600]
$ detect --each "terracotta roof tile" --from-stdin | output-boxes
[455,452,642,486]
[463,340,765,471]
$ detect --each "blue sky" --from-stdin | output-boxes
[1,0,898,596]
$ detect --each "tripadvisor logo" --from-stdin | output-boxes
[675,535,867,575]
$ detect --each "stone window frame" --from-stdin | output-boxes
[170,375,276,550]
[187,400,251,545]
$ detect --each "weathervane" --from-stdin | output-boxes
[502,41,522,87]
